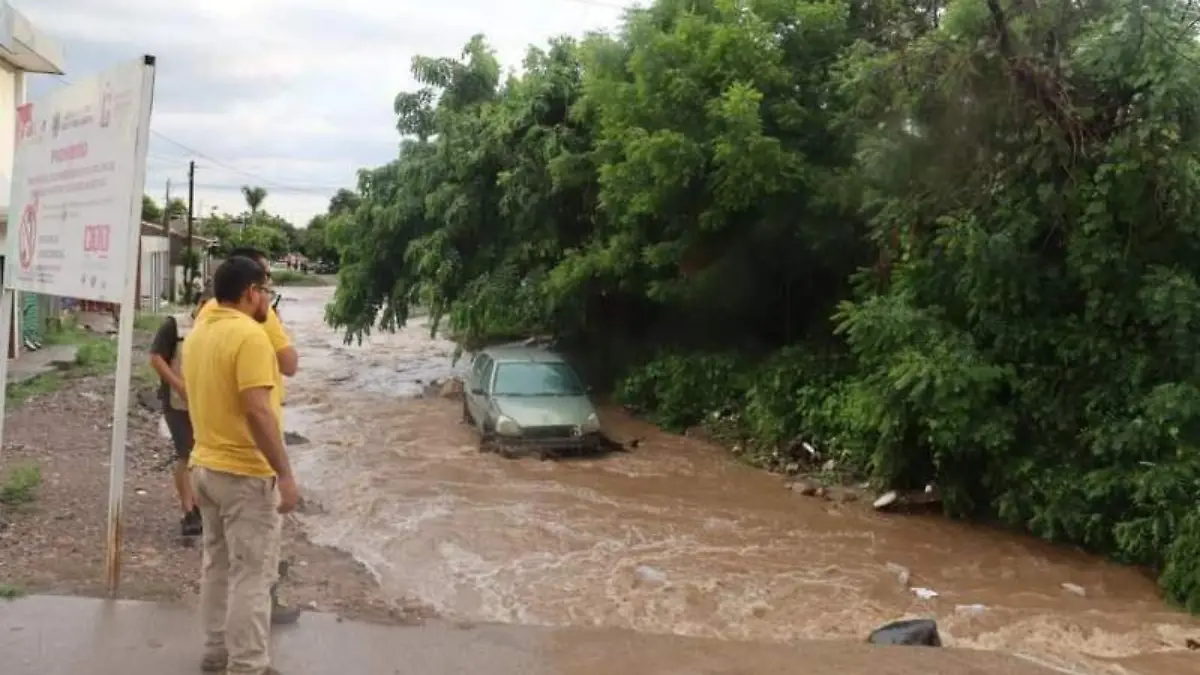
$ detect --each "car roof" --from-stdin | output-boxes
[480,345,567,364]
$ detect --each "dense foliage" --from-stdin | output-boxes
[144,186,305,260]
[299,189,359,265]
[326,0,1200,610]
[188,186,300,258]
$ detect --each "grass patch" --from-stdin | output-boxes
[0,584,25,600]
[7,373,64,408]
[6,321,121,408]
[133,361,158,389]
[43,323,119,374]
[272,269,330,286]
[0,463,41,506]
[134,311,166,331]
[74,337,118,374]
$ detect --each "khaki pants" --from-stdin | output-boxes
[191,467,281,674]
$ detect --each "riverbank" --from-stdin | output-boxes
[0,326,427,625]
[272,270,334,287]
[1,594,1077,675]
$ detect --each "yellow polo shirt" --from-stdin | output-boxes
[184,306,283,478]
[197,298,290,397]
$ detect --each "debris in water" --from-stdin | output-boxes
[955,604,988,616]
[788,479,820,496]
[134,488,147,496]
[911,587,939,600]
[284,431,310,445]
[867,618,942,646]
[1061,582,1086,597]
[633,564,667,586]
[873,490,899,510]
[885,562,911,587]
[438,378,464,399]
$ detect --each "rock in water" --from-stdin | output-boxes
[867,618,942,646]
[284,431,310,445]
[439,379,465,399]
[633,565,667,586]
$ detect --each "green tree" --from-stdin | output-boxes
[201,212,235,253]
[241,185,268,226]
[165,197,187,221]
[323,0,1200,613]
[233,224,289,259]
[141,195,162,223]
[300,214,340,263]
[327,188,361,217]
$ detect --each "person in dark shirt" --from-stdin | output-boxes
[149,297,204,536]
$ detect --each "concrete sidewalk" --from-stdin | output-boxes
[7,344,77,384]
[1,595,1064,675]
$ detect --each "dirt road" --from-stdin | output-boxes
[0,327,426,624]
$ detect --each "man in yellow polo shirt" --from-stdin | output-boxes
[194,246,300,625]
[196,246,298,383]
[186,256,298,675]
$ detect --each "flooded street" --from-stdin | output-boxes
[280,287,1198,675]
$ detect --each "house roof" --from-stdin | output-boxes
[142,221,216,245]
[0,1,66,74]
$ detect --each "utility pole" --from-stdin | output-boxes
[162,179,173,303]
[186,161,196,303]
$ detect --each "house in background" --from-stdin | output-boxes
[138,221,215,307]
[0,2,65,358]
[139,223,171,311]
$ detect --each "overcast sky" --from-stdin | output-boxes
[19,0,629,227]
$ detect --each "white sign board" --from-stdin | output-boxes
[0,55,156,596]
[5,58,152,303]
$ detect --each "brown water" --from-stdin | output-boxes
[279,287,1199,675]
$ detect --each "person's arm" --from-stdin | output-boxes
[235,334,292,478]
[147,318,185,395]
[241,387,292,478]
[263,308,299,377]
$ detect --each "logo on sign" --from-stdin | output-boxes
[83,224,110,255]
[18,201,37,271]
[15,103,33,144]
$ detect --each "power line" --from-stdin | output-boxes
[190,183,339,195]
[48,74,341,196]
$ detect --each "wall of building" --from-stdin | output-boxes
[0,63,20,250]
[139,235,171,310]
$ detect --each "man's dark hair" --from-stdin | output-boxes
[227,246,268,263]
[212,256,267,303]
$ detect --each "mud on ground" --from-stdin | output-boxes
[0,340,429,625]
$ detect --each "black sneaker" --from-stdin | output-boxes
[180,508,202,537]
[270,584,302,625]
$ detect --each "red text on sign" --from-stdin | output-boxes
[51,142,89,163]
[83,224,110,254]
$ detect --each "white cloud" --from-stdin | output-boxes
[15,0,629,226]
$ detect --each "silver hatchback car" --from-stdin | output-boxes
[463,345,603,452]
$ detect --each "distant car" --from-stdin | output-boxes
[463,345,603,453]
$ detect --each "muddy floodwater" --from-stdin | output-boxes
[278,286,1199,675]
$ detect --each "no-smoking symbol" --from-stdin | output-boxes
[18,202,37,271]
